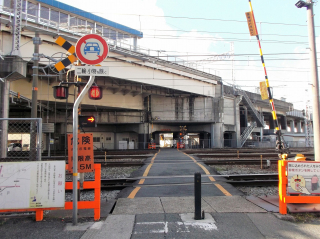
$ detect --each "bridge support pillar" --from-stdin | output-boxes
[290,120,295,133]
[212,123,223,148]
[210,123,214,148]
[138,123,149,149]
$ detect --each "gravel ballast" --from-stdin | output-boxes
[211,164,279,196]
[65,166,140,201]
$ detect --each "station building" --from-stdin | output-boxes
[0,0,311,152]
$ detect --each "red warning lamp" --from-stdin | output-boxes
[53,86,69,99]
[89,86,103,100]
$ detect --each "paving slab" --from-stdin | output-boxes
[211,212,265,239]
[135,213,165,222]
[246,195,279,212]
[81,215,135,239]
[247,213,320,239]
[112,197,164,215]
[160,196,216,213]
[203,196,267,213]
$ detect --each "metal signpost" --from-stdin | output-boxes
[72,34,109,225]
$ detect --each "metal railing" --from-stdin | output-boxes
[237,89,264,127]
[240,122,257,147]
[0,5,218,76]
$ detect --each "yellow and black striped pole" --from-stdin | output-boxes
[248,0,279,131]
[54,36,77,72]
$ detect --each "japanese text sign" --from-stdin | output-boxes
[287,162,320,195]
[245,12,257,36]
[68,133,94,173]
[259,81,269,100]
[75,66,109,76]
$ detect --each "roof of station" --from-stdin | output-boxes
[37,0,143,38]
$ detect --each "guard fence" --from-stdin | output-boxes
[0,118,42,160]
[94,139,314,150]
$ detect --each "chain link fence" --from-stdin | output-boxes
[0,118,42,160]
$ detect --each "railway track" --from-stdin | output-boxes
[194,153,314,158]
[66,173,279,190]
[204,159,279,165]
[224,173,278,186]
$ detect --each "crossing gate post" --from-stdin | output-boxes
[194,172,202,220]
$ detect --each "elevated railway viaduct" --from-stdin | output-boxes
[0,0,305,152]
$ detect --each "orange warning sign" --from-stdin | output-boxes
[259,81,269,100]
[245,12,257,36]
[67,133,94,173]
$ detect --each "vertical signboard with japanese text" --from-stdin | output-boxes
[245,11,257,36]
[259,81,269,100]
[68,133,94,173]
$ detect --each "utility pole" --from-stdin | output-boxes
[30,31,41,160]
[295,0,320,161]
[306,0,320,161]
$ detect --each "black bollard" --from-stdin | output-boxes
[194,172,202,220]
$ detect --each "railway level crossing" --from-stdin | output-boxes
[119,148,241,198]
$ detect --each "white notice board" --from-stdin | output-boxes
[287,162,320,195]
[0,161,65,210]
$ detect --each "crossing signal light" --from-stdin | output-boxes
[53,86,69,99]
[89,86,103,100]
[79,116,96,127]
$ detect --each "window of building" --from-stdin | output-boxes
[106,137,111,141]
[40,6,49,20]
[110,29,117,40]
[96,24,102,35]
[69,16,77,26]
[93,137,100,142]
[50,9,59,23]
[103,27,110,38]
[4,0,13,8]
[59,12,68,27]
[27,1,38,21]
[22,0,26,19]
[77,18,86,33]
[86,21,94,33]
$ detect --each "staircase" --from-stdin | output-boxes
[240,122,257,147]
[237,89,264,127]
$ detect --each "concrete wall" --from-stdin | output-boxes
[151,96,175,121]
[223,97,235,125]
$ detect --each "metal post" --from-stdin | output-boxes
[306,1,320,161]
[37,118,42,161]
[30,32,40,161]
[1,80,10,158]
[48,132,51,157]
[31,32,39,120]
[194,172,201,220]
[72,76,95,225]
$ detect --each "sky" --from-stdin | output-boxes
[59,0,320,110]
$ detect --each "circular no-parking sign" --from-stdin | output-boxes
[75,34,109,65]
